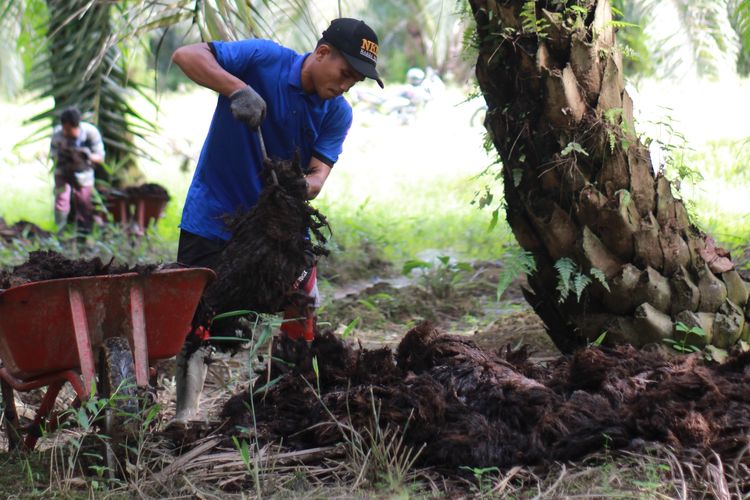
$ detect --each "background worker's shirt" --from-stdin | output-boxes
[181,39,353,242]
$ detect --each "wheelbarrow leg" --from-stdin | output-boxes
[69,286,95,399]
[25,380,65,450]
[1,378,22,451]
[129,282,150,388]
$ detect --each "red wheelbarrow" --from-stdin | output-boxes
[105,187,169,236]
[0,267,214,450]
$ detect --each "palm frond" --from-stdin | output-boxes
[0,0,49,98]
[671,0,737,78]
[623,0,741,78]
[0,2,24,97]
[729,0,750,74]
[24,0,156,183]
[359,0,470,79]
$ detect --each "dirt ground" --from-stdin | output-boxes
[318,260,557,358]
[5,257,748,497]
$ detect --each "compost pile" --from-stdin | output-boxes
[223,322,750,470]
[124,183,170,200]
[105,183,170,204]
[193,156,329,338]
[0,250,158,289]
[0,217,51,243]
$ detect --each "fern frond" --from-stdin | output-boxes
[573,273,592,302]
[554,257,575,282]
[554,257,576,302]
[497,246,536,300]
[590,267,610,292]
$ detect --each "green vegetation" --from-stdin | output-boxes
[554,258,610,303]
[678,138,750,250]
[0,88,510,270]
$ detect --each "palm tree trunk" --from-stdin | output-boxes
[468,0,749,353]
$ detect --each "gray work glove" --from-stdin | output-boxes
[229,85,267,130]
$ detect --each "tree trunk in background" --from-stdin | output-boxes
[468,0,750,353]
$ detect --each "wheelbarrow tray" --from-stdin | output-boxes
[0,268,214,381]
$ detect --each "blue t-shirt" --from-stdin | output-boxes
[181,39,353,242]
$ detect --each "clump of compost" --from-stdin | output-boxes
[0,218,51,243]
[124,183,170,201]
[222,322,750,470]
[0,250,157,289]
[56,145,90,189]
[193,155,329,340]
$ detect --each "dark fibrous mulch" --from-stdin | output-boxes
[0,250,159,289]
[194,155,329,341]
[56,146,89,189]
[124,183,170,200]
[222,322,750,472]
[0,217,51,242]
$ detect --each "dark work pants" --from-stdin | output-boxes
[177,229,226,270]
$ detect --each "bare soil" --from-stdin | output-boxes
[319,261,559,358]
[473,309,557,359]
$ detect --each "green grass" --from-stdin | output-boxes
[1,82,749,270]
[0,451,52,498]
[667,137,750,251]
[0,87,509,268]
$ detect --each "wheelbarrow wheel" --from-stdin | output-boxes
[98,336,138,477]
[1,379,23,451]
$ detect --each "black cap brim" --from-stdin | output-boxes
[340,51,384,88]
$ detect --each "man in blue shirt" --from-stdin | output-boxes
[170,18,382,423]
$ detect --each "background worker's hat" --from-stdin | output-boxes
[322,18,384,88]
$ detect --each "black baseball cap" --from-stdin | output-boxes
[321,18,384,88]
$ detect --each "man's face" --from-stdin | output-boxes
[62,123,81,140]
[314,45,365,100]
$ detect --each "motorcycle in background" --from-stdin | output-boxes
[349,67,441,125]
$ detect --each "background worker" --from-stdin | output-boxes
[50,107,106,233]
[170,18,383,423]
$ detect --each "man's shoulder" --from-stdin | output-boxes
[326,96,353,122]
[80,122,103,140]
[80,121,100,132]
[334,96,353,112]
[254,38,296,55]
[216,38,297,62]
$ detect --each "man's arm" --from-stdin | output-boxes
[173,42,267,129]
[50,133,60,163]
[305,157,333,200]
[83,151,104,166]
[80,124,105,165]
[172,43,246,97]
